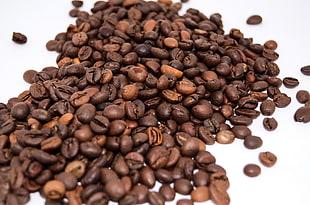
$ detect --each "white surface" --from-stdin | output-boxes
[0,0,310,205]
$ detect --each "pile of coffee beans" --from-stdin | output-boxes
[1,0,308,204]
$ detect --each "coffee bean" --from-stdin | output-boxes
[243,164,261,177]
[244,135,263,149]
[55,172,77,190]
[273,93,291,108]
[259,151,277,167]
[43,180,66,199]
[174,178,193,195]
[246,15,263,25]
[300,65,310,76]
[283,77,299,88]
[263,117,278,131]
[12,32,27,44]
[191,186,210,202]
[260,99,276,116]
[296,90,310,104]
[294,106,310,123]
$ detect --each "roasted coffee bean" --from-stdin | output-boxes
[180,137,200,157]
[209,180,230,205]
[191,186,210,202]
[229,115,253,126]
[244,135,263,149]
[259,151,277,167]
[174,178,193,195]
[12,32,27,44]
[231,125,251,139]
[177,199,194,205]
[294,106,310,123]
[296,90,310,104]
[260,99,276,116]
[283,77,299,88]
[65,160,86,179]
[264,40,278,50]
[243,164,261,177]
[301,65,310,76]
[216,130,235,144]
[273,93,291,108]
[43,180,66,199]
[76,103,96,123]
[246,15,263,25]
[146,146,169,169]
[159,183,175,201]
[263,117,278,131]
[105,178,126,201]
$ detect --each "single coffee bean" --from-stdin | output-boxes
[263,117,278,131]
[243,164,261,177]
[294,106,310,123]
[260,99,276,116]
[43,180,66,199]
[273,93,291,108]
[300,65,310,76]
[65,160,86,179]
[264,40,278,50]
[174,178,193,195]
[209,181,230,205]
[258,151,278,168]
[283,77,299,88]
[215,130,235,144]
[12,32,27,44]
[191,186,210,202]
[246,15,263,25]
[159,183,175,201]
[147,192,165,205]
[244,135,263,149]
[231,125,251,139]
[296,90,310,104]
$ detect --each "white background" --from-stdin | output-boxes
[0,0,310,205]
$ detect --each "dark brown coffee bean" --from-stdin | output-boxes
[296,90,310,104]
[294,106,310,123]
[61,138,79,159]
[243,164,261,177]
[283,77,299,88]
[148,191,165,205]
[244,135,263,149]
[159,184,175,201]
[259,151,277,167]
[264,40,278,50]
[260,99,276,116]
[231,125,251,139]
[246,15,263,25]
[273,93,291,108]
[180,137,200,157]
[105,178,126,201]
[301,65,310,76]
[174,178,193,195]
[76,103,96,123]
[263,117,278,131]
[229,115,253,126]
[12,32,27,44]
[146,146,169,169]
[131,184,149,204]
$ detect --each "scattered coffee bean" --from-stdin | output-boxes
[296,90,310,104]
[259,151,277,167]
[243,164,261,177]
[283,77,299,88]
[246,15,263,25]
[12,32,27,44]
[1,0,302,204]
[263,117,278,131]
[294,106,310,123]
[300,65,310,76]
